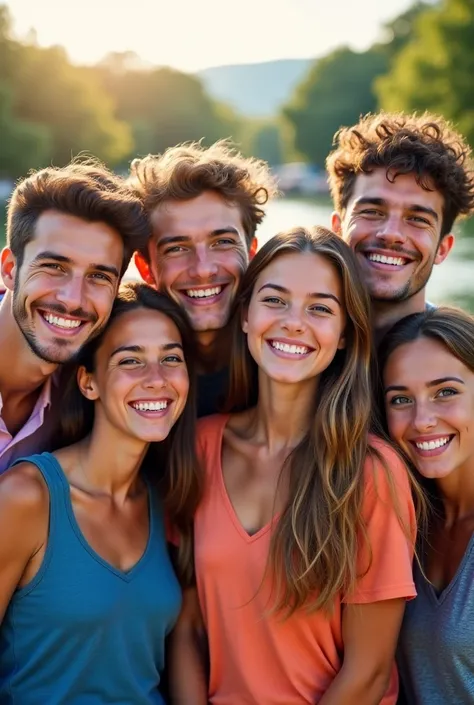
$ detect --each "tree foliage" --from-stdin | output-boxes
[376,0,474,145]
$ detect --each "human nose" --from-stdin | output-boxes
[281,305,306,334]
[375,214,407,246]
[413,400,437,433]
[55,275,86,311]
[142,362,167,389]
[189,246,218,280]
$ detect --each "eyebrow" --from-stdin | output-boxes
[354,197,439,222]
[31,251,119,278]
[110,342,184,358]
[257,283,341,305]
[384,376,465,394]
[157,227,240,248]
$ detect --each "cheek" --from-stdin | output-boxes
[221,249,248,280]
[385,410,407,443]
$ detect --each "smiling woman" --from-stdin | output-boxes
[170,226,419,705]
[0,282,201,704]
[379,306,474,704]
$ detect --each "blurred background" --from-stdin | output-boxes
[1,0,473,308]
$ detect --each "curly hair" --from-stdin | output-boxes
[326,112,474,237]
[129,140,279,256]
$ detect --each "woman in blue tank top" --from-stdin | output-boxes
[380,307,474,704]
[0,282,201,705]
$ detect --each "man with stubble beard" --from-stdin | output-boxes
[0,160,150,472]
[327,112,474,342]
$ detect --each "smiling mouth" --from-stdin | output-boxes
[39,311,87,333]
[268,340,314,356]
[182,285,227,301]
[129,400,171,414]
[411,435,454,454]
[365,253,409,267]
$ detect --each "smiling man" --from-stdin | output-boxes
[0,160,150,472]
[131,141,278,416]
[327,112,474,340]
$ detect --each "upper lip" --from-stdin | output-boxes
[128,398,172,404]
[409,434,453,443]
[361,248,416,262]
[38,308,91,323]
[268,337,315,350]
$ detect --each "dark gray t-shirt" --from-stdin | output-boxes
[397,535,474,704]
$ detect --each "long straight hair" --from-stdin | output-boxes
[59,282,202,584]
[227,226,405,614]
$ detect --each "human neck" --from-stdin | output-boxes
[247,374,317,453]
[67,423,148,505]
[196,327,231,375]
[436,463,474,525]
[373,289,427,346]
[0,293,57,396]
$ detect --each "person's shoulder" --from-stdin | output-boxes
[0,460,49,517]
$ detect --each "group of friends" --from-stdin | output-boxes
[0,111,473,705]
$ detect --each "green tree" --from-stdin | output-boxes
[284,46,389,167]
[376,0,474,145]
[0,83,51,178]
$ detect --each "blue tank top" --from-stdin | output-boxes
[0,453,182,704]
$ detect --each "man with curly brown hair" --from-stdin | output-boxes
[327,112,474,339]
[131,140,278,416]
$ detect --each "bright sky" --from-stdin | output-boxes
[6,0,416,72]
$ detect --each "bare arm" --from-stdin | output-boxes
[168,586,209,705]
[0,463,49,623]
[319,598,406,705]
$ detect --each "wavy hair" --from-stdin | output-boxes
[226,226,394,614]
[128,139,278,254]
[326,111,474,238]
[59,282,202,584]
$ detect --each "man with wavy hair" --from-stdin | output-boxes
[0,160,150,472]
[327,112,474,339]
[131,141,278,416]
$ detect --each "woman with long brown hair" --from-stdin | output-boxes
[170,227,418,705]
[380,307,474,704]
[0,282,201,704]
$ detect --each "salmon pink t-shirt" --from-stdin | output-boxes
[194,414,417,705]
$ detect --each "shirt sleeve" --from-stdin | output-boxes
[344,439,417,604]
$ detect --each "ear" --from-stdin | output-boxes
[241,306,249,334]
[337,331,346,350]
[77,366,100,401]
[249,237,258,260]
[1,247,17,291]
[134,251,157,287]
[434,233,454,265]
[331,212,342,236]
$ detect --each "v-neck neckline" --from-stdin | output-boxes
[215,414,280,543]
[424,531,474,606]
[51,454,154,582]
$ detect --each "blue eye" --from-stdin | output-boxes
[436,387,457,398]
[390,396,411,406]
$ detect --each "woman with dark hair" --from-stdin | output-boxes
[380,306,474,704]
[0,282,201,704]
[170,227,419,705]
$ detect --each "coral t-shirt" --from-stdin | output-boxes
[195,414,417,705]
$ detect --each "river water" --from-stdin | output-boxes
[125,196,474,312]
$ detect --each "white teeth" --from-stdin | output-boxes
[186,286,222,299]
[415,436,451,451]
[132,401,168,412]
[271,341,309,355]
[43,313,82,329]
[368,253,405,266]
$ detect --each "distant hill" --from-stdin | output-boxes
[197,58,314,117]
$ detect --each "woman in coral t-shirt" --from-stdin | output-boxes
[170,227,419,705]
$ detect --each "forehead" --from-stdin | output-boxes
[150,191,245,242]
[349,169,444,214]
[26,210,124,264]
[255,251,341,295]
[385,337,470,383]
[101,308,182,353]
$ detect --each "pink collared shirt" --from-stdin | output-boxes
[0,376,57,474]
